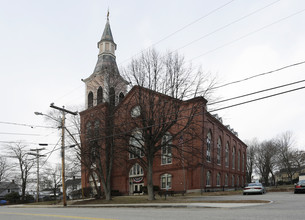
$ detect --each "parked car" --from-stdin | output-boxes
[294,180,305,194]
[0,200,7,205]
[243,183,265,195]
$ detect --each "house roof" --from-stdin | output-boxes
[0,182,20,194]
[65,178,81,187]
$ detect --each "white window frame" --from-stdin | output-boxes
[206,171,211,187]
[160,173,172,189]
[216,173,221,186]
[161,133,172,165]
[206,131,212,162]
[225,142,229,167]
[232,147,236,170]
[217,137,221,165]
[129,163,144,177]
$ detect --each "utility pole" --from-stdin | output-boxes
[28,144,47,203]
[50,103,77,207]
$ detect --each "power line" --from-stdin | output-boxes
[0,132,41,136]
[190,7,305,61]
[211,61,305,90]
[118,0,236,65]
[209,85,305,112]
[208,79,305,105]
[174,0,281,53]
[0,121,57,129]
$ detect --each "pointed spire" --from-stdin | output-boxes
[100,10,114,44]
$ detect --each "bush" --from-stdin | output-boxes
[5,192,20,203]
[142,185,160,194]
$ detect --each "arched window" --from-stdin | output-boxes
[225,142,229,167]
[206,131,212,162]
[216,173,221,186]
[129,163,144,176]
[238,150,241,171]
[206,171,211,186]
[232,146,236,169]
[94,120,100,137]
[97,87,103,104]
[119,92,124,103]
[225,174,228,186]
[242,153,245,172]
[86,122,92,141]
[217,137,222,165]
[129,129,144,159]
[161,133,172,165]
[109,87,115,106]
[88,91,93,108]
[161,173,172,189]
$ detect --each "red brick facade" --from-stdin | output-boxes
[80,87,247,194]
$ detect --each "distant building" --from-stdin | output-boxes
[66,176,82,199]
[0,180,20,199]
[80,16,247,195]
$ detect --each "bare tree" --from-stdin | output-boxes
[117,49,216,200]
[7,143,34,201]
[276,131,298,184]
[0,155,10,182]
[245,139,259,183]
[255,140,277,186]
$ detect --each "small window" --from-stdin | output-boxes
[88,91,93,108]
[217,137,222,165]
[238,150,241,171]
[232,146,236,169]
[161,133,172,165]
[225,142,229,167]
[97,87,103,104]
[129,130,144,159]
[206,131,212,162]
[206,171,211,186]
[119,92,125,102]
[131,106,141,118]
[161,173,172,189]
[242,153,245,172]
[216,173,221,186]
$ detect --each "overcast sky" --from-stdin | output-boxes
[1,0,305,166]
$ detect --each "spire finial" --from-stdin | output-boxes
[107,8,109,21]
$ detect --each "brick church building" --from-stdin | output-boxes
[80,16,247,195]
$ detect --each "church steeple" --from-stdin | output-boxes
[97,12,117,57]
[82,12,128,109]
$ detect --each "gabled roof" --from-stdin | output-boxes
[0,182,20,194]
[65,178,81,187]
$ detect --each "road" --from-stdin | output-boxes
[0,192,304,220]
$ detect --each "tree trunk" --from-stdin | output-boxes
[147,157,155,201]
